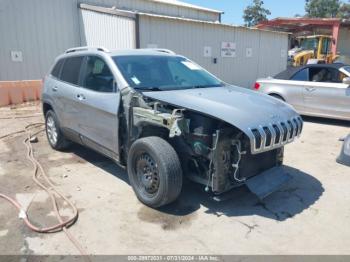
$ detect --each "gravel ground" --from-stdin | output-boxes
[0,102,350,256]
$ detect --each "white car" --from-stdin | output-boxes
[255,63,350,121]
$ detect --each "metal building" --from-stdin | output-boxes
[0,0,288,88]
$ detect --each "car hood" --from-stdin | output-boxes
[142,85,299,136]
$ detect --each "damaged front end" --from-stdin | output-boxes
[120,87,302,198]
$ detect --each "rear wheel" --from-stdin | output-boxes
[127,136,183,208]
[45,110,70,151]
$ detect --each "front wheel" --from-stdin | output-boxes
[127,136,183,208]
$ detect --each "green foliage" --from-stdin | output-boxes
[305,0,350,18]
[338,1,350,18]
[243,0,271,27]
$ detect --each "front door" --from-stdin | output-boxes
[286,67,310,112]
[303,66,350,119]
[75,55,120,159]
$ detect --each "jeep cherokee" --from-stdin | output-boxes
[42,47,303,207]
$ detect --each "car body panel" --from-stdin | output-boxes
[257,64,350,121]
[43,76,81,132]
[257,79,305,112]
[144,85,299,134]
[302,81,350,120]
[74,87,120,156]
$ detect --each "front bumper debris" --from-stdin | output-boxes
[245,166,292,200]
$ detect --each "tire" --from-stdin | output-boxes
[45,110,70,151]
[127,136,183,208]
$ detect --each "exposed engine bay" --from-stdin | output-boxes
[120,88,289,194]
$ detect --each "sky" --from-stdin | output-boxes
[182,0,306,25]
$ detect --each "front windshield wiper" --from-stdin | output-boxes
[190,84,226,89]
[133,87,164,92]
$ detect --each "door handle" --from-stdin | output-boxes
[306,87,316,92]
[52,86,58,92]
[76,94,86,100]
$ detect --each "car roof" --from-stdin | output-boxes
[55,47,179,63]
[275,63,349,80]
[109,49,176,57]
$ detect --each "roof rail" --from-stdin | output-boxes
[65,46,110,54]
[146,48,176,55]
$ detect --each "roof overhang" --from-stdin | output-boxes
[147,0,224,14]
[256,17,350,33]
[79,3,288,36]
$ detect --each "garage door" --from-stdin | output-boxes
[79,4,137,50]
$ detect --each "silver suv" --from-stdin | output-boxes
[42,47,303,207]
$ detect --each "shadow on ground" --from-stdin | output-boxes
[68,144,324,222]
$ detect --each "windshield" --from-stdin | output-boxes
[300,38,319,50]
[113,55,224,91]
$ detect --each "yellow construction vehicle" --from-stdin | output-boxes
[288,35,339,67]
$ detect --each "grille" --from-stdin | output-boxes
[280,122,288,142]
[297,117,303,133]
[249,116,302,154]
[251,129,262,149]
[272,124,280,144]
[263,126,272,147]
[287,120,294,139]
[293,118,299,136]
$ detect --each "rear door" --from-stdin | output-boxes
[75,55,120,159]
[44,58,64,117]
[303,67,350,119]
[53,56,84,135]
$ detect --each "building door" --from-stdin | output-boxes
[79,4,137,50]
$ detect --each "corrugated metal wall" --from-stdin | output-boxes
[79,9,136,49]
[0,0,219,81]
[338,28,350,56]
[139,15,288,88]
[78,0,220,22]
[0,0,287,84]
[0,0,80,80]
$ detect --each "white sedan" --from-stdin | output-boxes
[255,63,350,121]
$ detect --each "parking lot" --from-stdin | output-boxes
[0,102,350,255]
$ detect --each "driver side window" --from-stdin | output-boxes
[81,56,115,92]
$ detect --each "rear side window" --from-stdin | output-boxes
[60,56,84,85]
[291,68,308,81]
[51,59,64,78]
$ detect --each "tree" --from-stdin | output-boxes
[305,0,341,18]
[243,0,271,27]
[338,1,350,19]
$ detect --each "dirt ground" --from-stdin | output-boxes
[0,102,350,255]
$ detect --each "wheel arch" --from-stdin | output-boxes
[137,123,170,140]
[268,92,286,101]
[42,101,54,116]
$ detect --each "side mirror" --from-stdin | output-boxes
[342,77,350,86]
